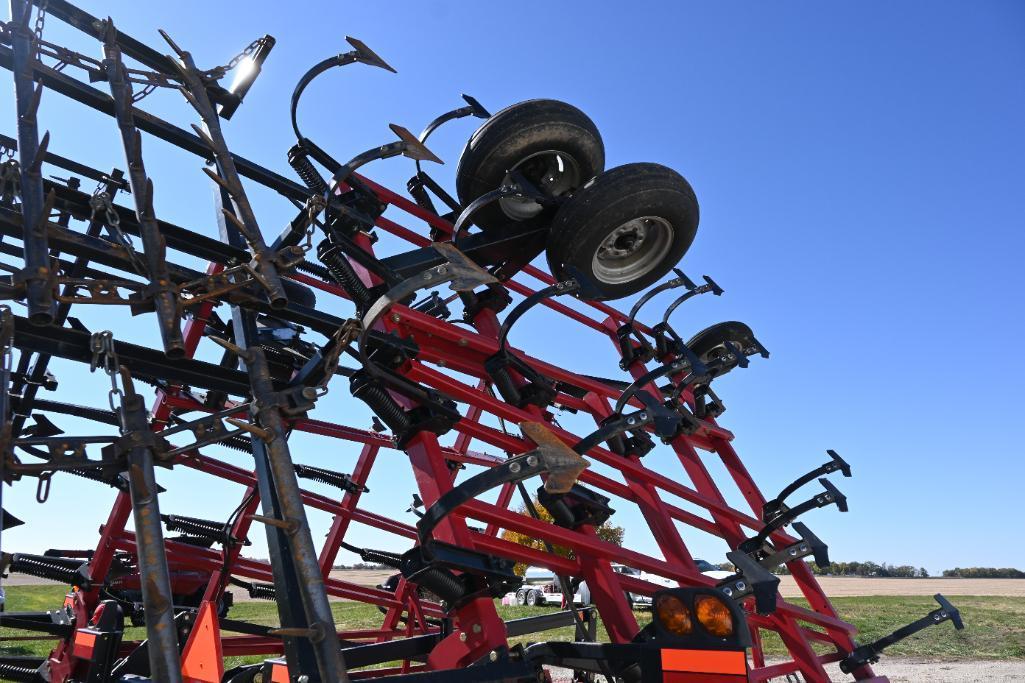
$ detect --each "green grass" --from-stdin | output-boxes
[3,587,1022,666]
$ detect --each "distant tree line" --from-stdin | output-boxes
[332,562,389,570]
[768,561,929,577]
[941,567,1025,579]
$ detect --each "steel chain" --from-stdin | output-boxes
[301,195,325,253]
[202,36,270,81]
[89,330,126,422]
[89,189,148,276]
[32,0,47,59]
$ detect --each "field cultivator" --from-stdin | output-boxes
[0,2,964,681]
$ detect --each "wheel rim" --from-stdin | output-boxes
[591,216,673,285]
[499,150,581,221]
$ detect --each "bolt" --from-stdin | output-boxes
[391,313,401,323]
[722,587,733,596]
[302,387,318,400]
[526,455,538,467]
[472,623,482,634]
[736,581,747,591]
[458,338,468,346]
[298,676,309,683]
[489,650,498,662]
[509,462,521,474]
[459,632,467,642]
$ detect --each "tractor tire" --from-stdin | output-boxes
[546,163,699,301]
[455,99,604,232]
[525,589,540,607]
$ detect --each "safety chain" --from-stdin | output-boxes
[89,330,127,421]
[301,195,326,253]
[89,188,147,276]
[201,36,271,82]
[32,0,47,59]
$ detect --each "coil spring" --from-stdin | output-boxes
[0,663,41,682]
[350,372,411,434]
[287,145,329,195]
[414,567,465,605]
[318,240,372,311]
[10,554,83,585]
[359,548,402,570]
[293,464,360,492]
[296,259,331,281]
[162,515,227,540]
[248,582,277,600]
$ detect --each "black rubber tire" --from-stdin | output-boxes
[546,163,699,301]
[525,589,540,607]
[455,99,604,232]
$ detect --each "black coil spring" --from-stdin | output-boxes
[0,663,41,682]
[296,259,331,281]
[293,463,362,493]
[318,240,372,311]
[161,515,230,543]
[10,554,82,585]
[287,145,329,195]
[248,582,277,600]
[350,373,410,434]
[414,567,464,605]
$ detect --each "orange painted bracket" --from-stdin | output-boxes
[181,601,224,683]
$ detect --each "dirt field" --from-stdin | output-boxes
[776,576,1025,598]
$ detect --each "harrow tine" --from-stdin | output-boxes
[344,36,397,73]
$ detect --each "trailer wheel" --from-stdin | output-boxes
[546,163,699,300]
[686,321,757,378]
[455,99,604,232]
[525,589,540,607]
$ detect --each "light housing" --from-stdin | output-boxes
[217,35,275,120]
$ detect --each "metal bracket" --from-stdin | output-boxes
[762,450,851,523]
[739,478,848,555]
[839,594,964,673]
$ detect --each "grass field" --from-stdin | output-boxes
[2,585,1022,668]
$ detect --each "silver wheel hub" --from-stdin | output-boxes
[591,216,673,285]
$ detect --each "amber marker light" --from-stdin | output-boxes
[655,593,694,636]
[695,594,735,638]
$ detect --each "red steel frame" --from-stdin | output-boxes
[31,172,886,682]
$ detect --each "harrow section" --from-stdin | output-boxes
[0,2,963,682]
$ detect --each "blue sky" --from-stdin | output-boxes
[2,1,1023,575]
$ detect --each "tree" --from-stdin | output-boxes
[501,498,625,576]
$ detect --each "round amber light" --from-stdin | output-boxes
[695,594,734,638]
[655,594,693,636]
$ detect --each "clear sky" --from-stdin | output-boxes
[2,1,1023,576]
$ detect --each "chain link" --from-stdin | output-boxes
[32,0,47,59]
[202,36,270,81]
[89,188,148,276]
[89,330,126,422]
[301,195,325,254]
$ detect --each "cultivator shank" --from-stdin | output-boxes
[0,2,963,681]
